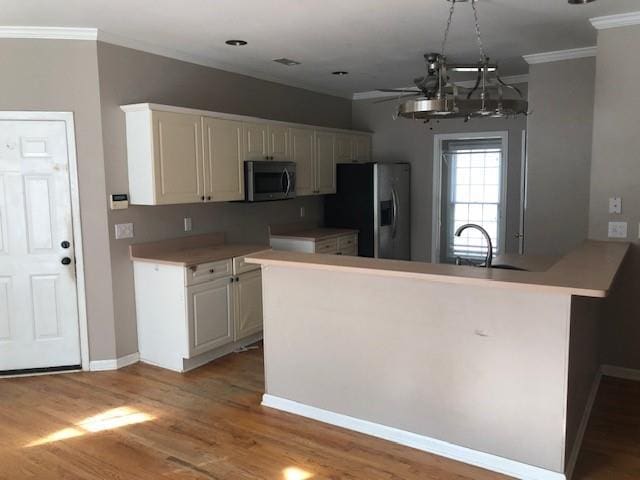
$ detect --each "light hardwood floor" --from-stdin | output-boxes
[0,346,637,479]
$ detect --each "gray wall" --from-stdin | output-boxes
[589,25,640,370]
[352,94,527,262]
[0,39,118,361]
[96,42,353,357]
[525,57,596,256]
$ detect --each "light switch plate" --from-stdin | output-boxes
[184,217,192,232]
[300,207,305,218]
[608,221,627,239]
[609,197,622,214]
[114,223,134,240]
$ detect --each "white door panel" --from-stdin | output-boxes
[0,120,81,371]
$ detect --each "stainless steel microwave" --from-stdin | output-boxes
[244,161,296,202]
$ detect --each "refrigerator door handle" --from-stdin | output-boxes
[391,187,399,239]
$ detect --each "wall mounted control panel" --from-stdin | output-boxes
[110,193,129,210]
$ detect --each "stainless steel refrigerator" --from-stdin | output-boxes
[324,163,410,260]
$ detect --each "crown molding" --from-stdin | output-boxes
[0,26,97,40]
[352,74,529,101]
[590,11,640,30]
[523,46,597,65]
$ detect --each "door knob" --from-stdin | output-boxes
[61,257,72,265]
[61,241,71,249]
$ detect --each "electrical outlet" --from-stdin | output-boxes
[609,197,622,214]
[300,206,305,218]
[608,221,627,239]
[184,217,192,232]
[114,223,134,240]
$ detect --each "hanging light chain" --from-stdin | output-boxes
[471,0,486,62]
[440,0,457,58]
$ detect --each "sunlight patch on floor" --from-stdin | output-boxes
[25,406,155,447]
[283,466,314,480]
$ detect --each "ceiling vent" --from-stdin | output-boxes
[273,58,301,66]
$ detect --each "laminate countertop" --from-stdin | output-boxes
[247,240,629,298]
[130,233,270,268]
[269,227,359,242]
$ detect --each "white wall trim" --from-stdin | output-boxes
[90,352,140,372]
[523,47,597,65]
[262,394,566,480]
[0,26,97,40]
[0,111,91,371]
[565,372,601,480]
[590,11,640,30]
[352,74,529,101]
[601,364,640,381]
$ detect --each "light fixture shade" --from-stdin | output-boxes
[398,97,529,120]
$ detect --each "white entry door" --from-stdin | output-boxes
[0,119,81,372]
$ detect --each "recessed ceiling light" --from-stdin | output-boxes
[225,39,247,46]
[273,58,302,66]
[568,0,596,3]
[332,71,349,76]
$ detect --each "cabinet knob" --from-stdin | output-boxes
[209,268,215,273]
[207,196,211,201]
[201,196,205,201]
[230,277,234,283]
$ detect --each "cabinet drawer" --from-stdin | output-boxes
[185,259,232,286]
[337,246,358,257]
[314,238,338,254]
[233,254,262,275]
[337,234,357,250]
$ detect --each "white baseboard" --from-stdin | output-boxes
[601,364,640,382]
[565,372,602,480]
[89,352,140,372]
[262,394,566,480]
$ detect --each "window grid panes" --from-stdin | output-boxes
[446,147,503,260]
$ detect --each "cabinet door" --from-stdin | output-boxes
[290,127,316,196]
[268,125,290,161]
[202,118,244,201]
[235,270,263,340]
[243,122,269,161]
[316,131,336,194]
[335,134,354,164]
[152,111,204,204]
[354,135,372,163]
[187,277,234,357]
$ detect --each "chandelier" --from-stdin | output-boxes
[383,0,528,122]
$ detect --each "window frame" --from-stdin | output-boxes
[432,131,509,264]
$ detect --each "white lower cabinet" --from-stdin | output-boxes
[187,276,235,357]
[133,256,263,372]
[235,270,263,340]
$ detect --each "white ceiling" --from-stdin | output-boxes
[1,0,639,98]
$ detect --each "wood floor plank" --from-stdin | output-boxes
[1,346,637,479]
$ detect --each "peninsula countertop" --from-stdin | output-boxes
[247,240,629,298]
[130,232,270,268]
[269,227,359,242]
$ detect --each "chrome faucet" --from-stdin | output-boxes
[454,224,493,268]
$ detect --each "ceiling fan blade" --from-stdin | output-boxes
[373,94,420,104]
[376,89,421,93]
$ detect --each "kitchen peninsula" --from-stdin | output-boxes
[247,241,629,480]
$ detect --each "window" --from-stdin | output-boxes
[438,136,507,263]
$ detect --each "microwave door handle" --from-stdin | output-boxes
[283,168,291,196]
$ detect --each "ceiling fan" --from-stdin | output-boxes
[377,0,528,122]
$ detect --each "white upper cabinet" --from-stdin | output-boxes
[151,111,204,204]
[122,104,371,204]
[336,133,371,164]
[335,134,354,164]
[354,135,372,163]
[243,122,269,161]
[290,127,316,196]
[268,125,290,161]
[316,131,336,194]
[202,118,244,202]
